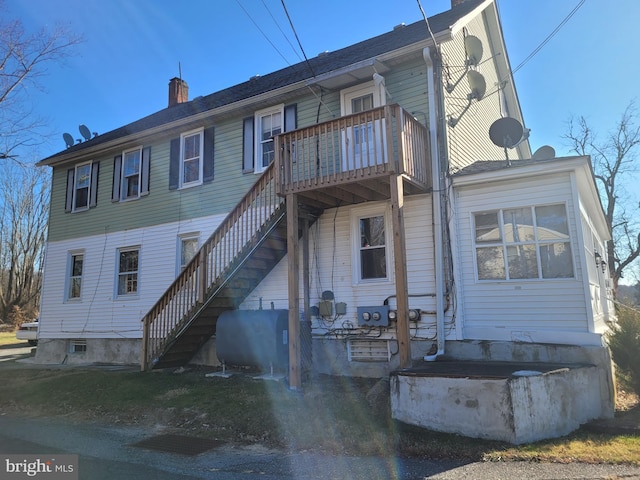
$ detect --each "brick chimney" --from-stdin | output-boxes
[168,77,188,107]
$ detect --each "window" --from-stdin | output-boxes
[117,247,139,296]
[254,105,283,173]
[112,147,150,201]
[178,234,199,273]
[67,252,84,300]
[122,148,141,199]
[473,204,574,281]
[351,205,391,283]
[169,128,214,189]
[67,161,98,212]
[70,340,87,353]
[181,129,203,186]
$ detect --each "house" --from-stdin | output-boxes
[36,0,615,443]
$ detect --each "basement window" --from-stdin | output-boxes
[70,340,87,353]
[347,339,390,362]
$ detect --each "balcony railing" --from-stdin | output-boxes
[276,104,430,198]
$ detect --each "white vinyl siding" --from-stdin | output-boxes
[38,213,227,340]
[239,195,436,339]
[453,172,597,345]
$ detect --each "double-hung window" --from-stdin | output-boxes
[181,128,204,187]
[117,247,140,296]
[73,162,92,211]
[474,204,574,281]
[121,148,141,199]
[67,252,84,300]
[255,105,283,173]
[351,204,391,284]
[178,234,199,274]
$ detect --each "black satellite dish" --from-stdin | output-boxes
[63,133,75,148]
[489,117,524,164]
[79,125,92,142]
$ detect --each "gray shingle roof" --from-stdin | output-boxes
[40,0,485,164]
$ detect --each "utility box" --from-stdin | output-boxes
[357,305,390,327]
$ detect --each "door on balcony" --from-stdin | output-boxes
[340,80,387,172]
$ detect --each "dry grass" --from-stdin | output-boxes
[0,362,638,463]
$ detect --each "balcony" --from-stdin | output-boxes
[275,104,431,209]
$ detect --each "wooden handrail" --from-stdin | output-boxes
[141,162,282,370]
[277,104,429,195]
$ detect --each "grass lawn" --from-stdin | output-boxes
[0,361,638,463]
[0,330,20,346]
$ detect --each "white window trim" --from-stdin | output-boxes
[350,203,393,285]
[121,146,143,201]
[65,249,84,302]
[180,127,204,188]
[115,246,141,299]
[471,203,575,282]
[72,161,93,212]
[254,104,284,174]
[177,232,200,276]
[339,80,386,116]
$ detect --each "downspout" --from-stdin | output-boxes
[423,46,446,361]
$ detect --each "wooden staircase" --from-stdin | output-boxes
[141,163,317,370]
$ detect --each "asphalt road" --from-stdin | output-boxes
[1,416,640,480]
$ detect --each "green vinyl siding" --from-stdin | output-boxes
[47,58,432,243]
[48,118,255,242]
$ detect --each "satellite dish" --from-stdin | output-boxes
[467,70,486,100]
[63,133,75,148]
[79,124,92,141]
[489,117,524,149]
[532,145,556,160]
[464,35,483,66]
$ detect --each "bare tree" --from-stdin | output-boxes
[0,164,50,322]
[0,4,81,161]
[564,102,640,291]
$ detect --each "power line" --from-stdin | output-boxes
[235,0,291,66]
[512,0,586,74]
[280,0,316,77]
[260,0,303,63]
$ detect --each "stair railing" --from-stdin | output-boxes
[141,162,283,370]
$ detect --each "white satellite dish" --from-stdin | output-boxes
[467,71,486,100]
[464,35,483,66]
[532,145,556,160]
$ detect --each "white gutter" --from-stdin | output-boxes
[423,46,446,362]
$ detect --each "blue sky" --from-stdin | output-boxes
[6,0,640,161]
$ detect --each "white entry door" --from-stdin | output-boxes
[341,80,387,171]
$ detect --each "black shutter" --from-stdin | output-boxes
[169,137,180,189]
[65,168,75,213]
[112,155,122,202]
[242,117,254,173]
[89,161,99,208]
[141,147,151,195]
[284,104,297,132]
[203,127,214,183]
